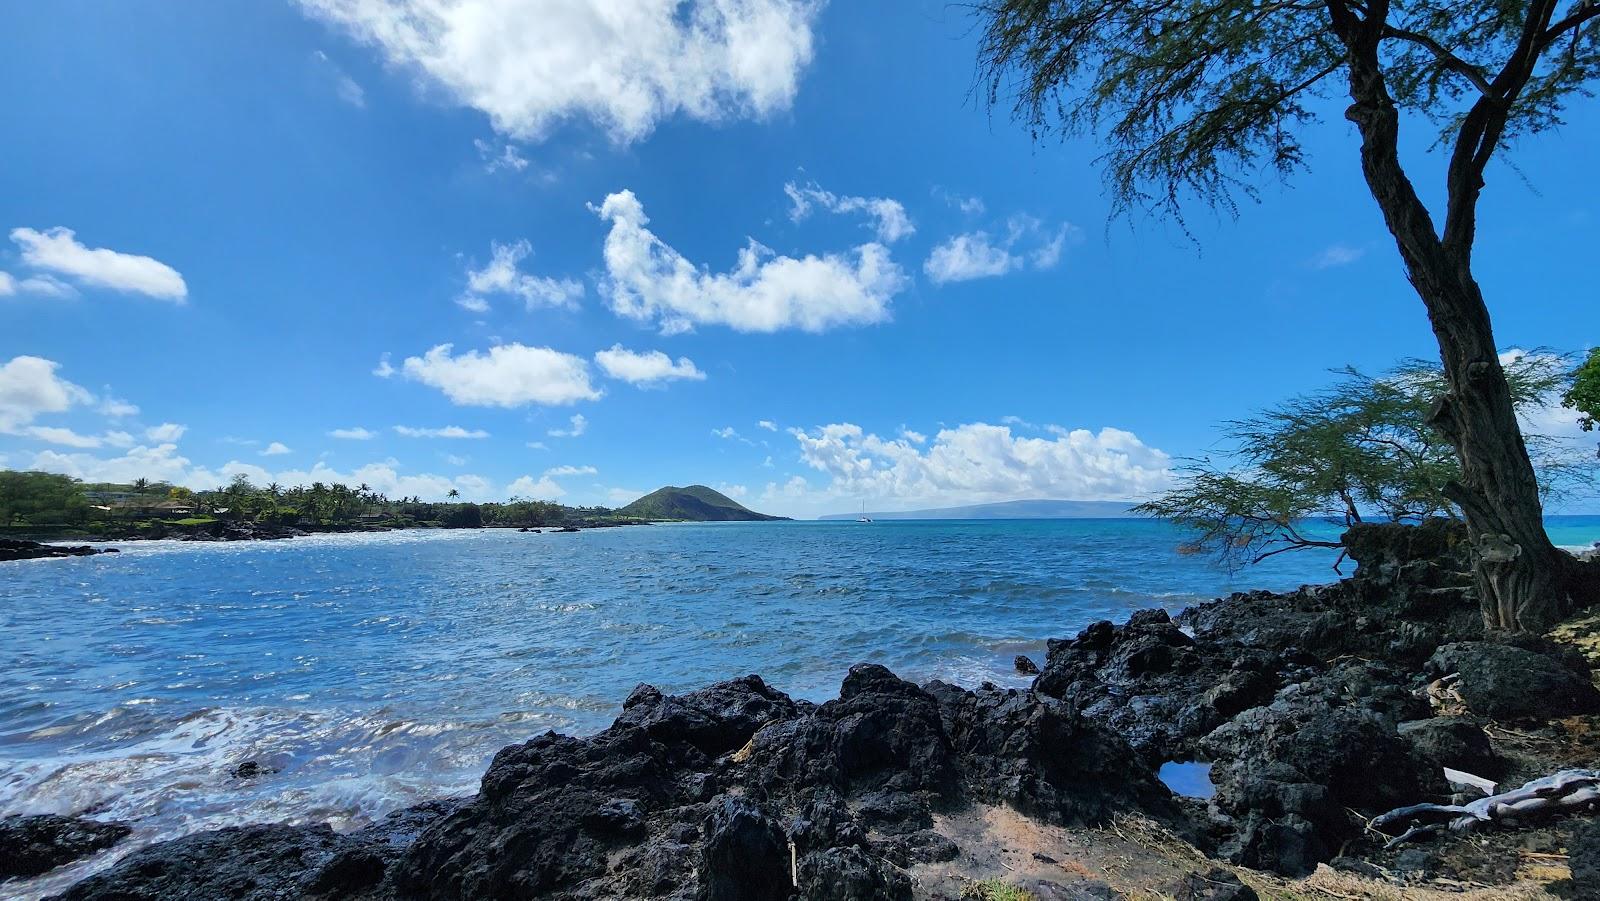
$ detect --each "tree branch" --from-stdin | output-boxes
[1381,25,1495,96]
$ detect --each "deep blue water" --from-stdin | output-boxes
[2,517,1597,896]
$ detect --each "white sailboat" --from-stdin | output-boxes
[856,501,872,523]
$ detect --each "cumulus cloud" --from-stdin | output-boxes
[593,189,907,334]
[17,425,107,448]
[99,395,140,418]
[399,342,599,407]
[328,427,377,440]
[593,344,706,386]
[544,464,597,477]
[548,413,588,437]
[0,272,12,295]
[296,0,819,143]
[783,421,1172,513]
[0,355,94,430]
[373,354,396,378]
[10,227,187,301]
[924,215,1077,284]
[261,441,293,456]
[393,425,490,439]
[507,474,565,500]
[145,422,187,443]
[461,240,583,311]
[784,181,914,243]
[757,420,778,431]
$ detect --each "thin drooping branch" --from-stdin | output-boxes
[1381,25,1496,96]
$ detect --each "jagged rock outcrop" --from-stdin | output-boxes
[56,667,1171,900]
[0,815,130,882]
[1426,641,1600,720]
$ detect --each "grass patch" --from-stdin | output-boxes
[171,517,217,526]
[963,880,1035,901]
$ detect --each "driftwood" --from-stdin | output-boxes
[1373,769,1600,847]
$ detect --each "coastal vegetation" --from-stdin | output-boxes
[1137,354,1593,568]
[973,0,1600,631]
[1566,347,1600,440]
[0,473,788,540]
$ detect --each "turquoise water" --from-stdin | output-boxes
[1,517,1596,895]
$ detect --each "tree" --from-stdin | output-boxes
[1138,355,1589,568]
[975,0,1600,631]
[1563,348,1600,440]
[447,488,460,500]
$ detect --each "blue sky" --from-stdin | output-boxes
[1,1,1595,517]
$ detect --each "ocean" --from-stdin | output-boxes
[3,517,1598,897]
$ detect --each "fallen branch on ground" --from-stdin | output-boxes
[1372,769,1600,847]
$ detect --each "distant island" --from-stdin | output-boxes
[617,485,788,522]
[819,498,1137,521]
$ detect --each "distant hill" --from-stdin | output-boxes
[617,485,788,522]
[818,499,1138,521]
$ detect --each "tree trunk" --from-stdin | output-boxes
[1335,21,1587,632]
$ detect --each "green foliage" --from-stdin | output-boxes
[1136,354,1589,566]
[975,0,1600,221]
[0,471,88,525]
[963,880,1035,901]
[1564,347,1600,435]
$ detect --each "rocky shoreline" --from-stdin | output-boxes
[0,538,117,562]
[8,520,1600,899]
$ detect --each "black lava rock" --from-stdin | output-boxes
[0,815,130,881]
[1427,642,1600,720]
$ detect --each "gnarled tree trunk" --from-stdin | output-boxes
[1331,0,1590,632]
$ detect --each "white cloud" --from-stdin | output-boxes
[296,0,819,143]
[593,344,706,385]
[924,215,1077,284]
[24,442,508,503]
[525,440,548,450]
[328,427,377,440]
[548,413,588,437]
[313,50,366,107]
[779,421,1172,514]
[719,482,748,498]
[145,422,187,443]
[712,426,740,439]
[757,419,778,431]
[1311,243,1365,268]
[473,138,530,173]
[784,181,915,243]
[18,425,106,448]
[544,464,597,477]
[0,272,13,295]
[17,274,78,298]
[98,395,140,418]
[10,227,187,302]
[594,189,907,334]
[507,474,565,500]
[924,232,1017,283]
[462,239,583,311]
[373,353,396,378]
[103,431,134,448]
[261,441,293,456]
[607,486,644,504]
[443,453,468,466]
[0,355,94,430]
[761,455,774,467]
[393,425,490,439]
[399,342,599,407]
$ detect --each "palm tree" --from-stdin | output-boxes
[447,489,460,500]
